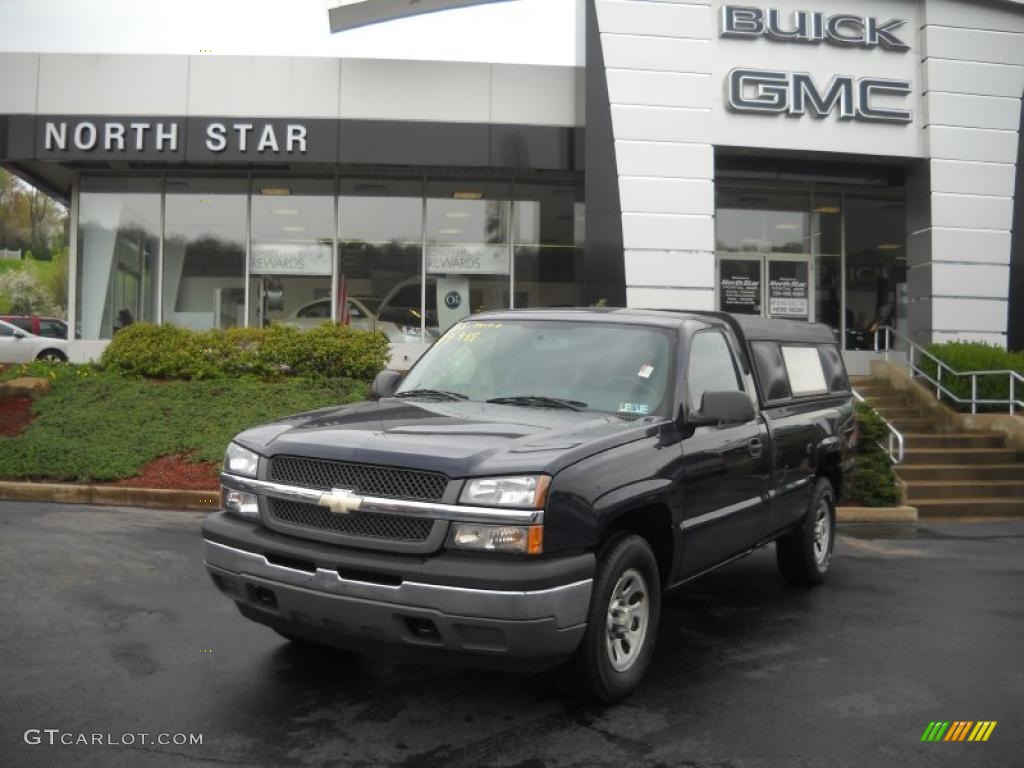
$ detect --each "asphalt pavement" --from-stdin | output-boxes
[1,501,1021,768]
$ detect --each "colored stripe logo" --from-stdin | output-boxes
[921,721,997,742]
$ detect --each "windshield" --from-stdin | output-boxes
[397,319,674,417]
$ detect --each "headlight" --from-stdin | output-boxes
[224,442,260,478]
[459,475,550,509]
[449,523,543,554]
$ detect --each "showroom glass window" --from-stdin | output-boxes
[338,178,425,343]
[813,193,842,334]
[425,179,512,333]
[162,177,247,330]
[513,181,584,309]
[76,177,160,339]
[249,177,334,328]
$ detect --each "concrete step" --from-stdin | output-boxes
[898,464,1024,482]
[906,481,1024,500]
[913,498,1024,518]
[902,448,1021,466]
[903,432,1007,450]
[863,395,916,409]
[886,418,937,433]
[876,406,928,421]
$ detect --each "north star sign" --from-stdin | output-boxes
[720,6,913,125]
[42,120,308,154]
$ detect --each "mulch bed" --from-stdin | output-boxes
[113,454,221,491]
[0,397,34,437]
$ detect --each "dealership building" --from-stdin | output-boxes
[1,0,1022,369]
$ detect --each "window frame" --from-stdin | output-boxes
[684,328,746,416]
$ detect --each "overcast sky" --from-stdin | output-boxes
[0,0,582,65]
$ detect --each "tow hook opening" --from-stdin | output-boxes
[247,584,278,610]
[404,617,442,643]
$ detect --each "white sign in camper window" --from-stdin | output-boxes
[781,346,828,396]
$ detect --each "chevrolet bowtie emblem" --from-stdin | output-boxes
[318,488,363,515]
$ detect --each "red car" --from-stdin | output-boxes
[0,315,68,340]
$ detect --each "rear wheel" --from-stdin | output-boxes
[36,349,66,362]
[776,477,836,585]
[573,534,661,703]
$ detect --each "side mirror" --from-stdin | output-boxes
[370,369,403,400]
[12,330,26,339]
[688,390,755,426]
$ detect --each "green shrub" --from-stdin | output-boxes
[919,341,1024,410]
[848,402,901,507]
[0,371,368,482]
[100,322,390,381]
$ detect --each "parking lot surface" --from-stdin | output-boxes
[1,501,1021,768]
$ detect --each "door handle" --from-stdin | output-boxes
[748,438,763,458]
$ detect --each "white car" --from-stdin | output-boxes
[0,318,68,363]
[283,297,437,343]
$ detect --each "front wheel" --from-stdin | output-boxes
[36,349,67,362]
[776,477,836,585]
[573,534,661,703]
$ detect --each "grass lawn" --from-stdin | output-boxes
[0,366,367,483]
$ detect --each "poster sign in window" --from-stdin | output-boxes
[768,262,809,318]
[427,244,510,275]
[719,259,761,314]
[250,243,332,275]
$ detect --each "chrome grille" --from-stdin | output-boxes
[269,456,447,501]
[268,498,435,542]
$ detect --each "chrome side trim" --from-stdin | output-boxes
[680,495,764,530]
[769,475,814,498]
[204,539,591,627]
[220,472,543,524]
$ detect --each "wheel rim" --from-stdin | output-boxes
[813,498,831,566]
[605,567,650,672]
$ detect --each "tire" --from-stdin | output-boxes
[36,349,66,362]
[776,477,836,586]
[573,534,661,704]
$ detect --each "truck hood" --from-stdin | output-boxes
[234,398,663,477]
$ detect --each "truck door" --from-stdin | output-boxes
[677,329,771,578]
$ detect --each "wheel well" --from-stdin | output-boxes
[818,452,842,499]
[601,505,674,586]
[37,348,66,360]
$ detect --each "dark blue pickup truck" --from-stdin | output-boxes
[203,309,855,701]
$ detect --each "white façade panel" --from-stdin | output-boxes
[490,65,578,126]
[923,26,1024,67]
[619,177,714,215]
[0,54,38,113]
[924,0,1024,35]
[601,34,713,73]
[614,140,714,179]
[930,160,1017,197]
[339,58,490,122]
[923,92,1022,131]
[621,212,714,251]
[188,57,340,119]
[931,193,1014,230]
[594,0,711,40]
[932,297,1008,334]
[929,227,1012,265]
[606,69,712,108]
[926,126,1020,163]
[624,249,715,288]
[924,59,1024,98]
[930,263,1011,299]
[626,286,715,311]
[611,105,711,142]
[37,55,189,115]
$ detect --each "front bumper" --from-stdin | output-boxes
[203,514,593,659]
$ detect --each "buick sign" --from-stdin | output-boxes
[721,6,909,52]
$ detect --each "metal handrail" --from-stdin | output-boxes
[852,389,905,464]
[874,325,1024,416]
